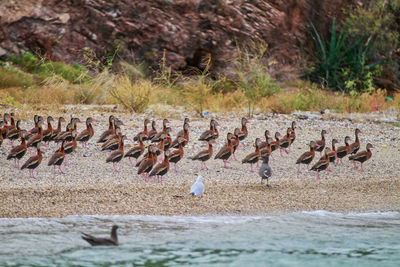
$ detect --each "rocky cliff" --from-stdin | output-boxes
[0,0,361,79]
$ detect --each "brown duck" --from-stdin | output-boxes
[296,141,317,173]
[242,138,262,173]
[192,140,214,170]
[214,132,235,168]
[349,143,373,171]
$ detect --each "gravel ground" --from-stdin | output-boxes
[0,106,399,218]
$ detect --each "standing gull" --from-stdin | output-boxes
[190,175,205,196]
[259,154,272,187]
[81,225,119,246]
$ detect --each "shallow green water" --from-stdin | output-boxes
[0,211,399,266]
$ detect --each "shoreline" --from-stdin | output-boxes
[0,108,399,218]
[1,177,399,218]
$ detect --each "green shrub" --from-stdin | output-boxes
[234,42,281,117]
[39,61,89,84]
[300,18,383,92]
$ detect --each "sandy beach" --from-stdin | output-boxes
[1,106,399,218]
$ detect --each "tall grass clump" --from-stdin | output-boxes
[108,75,153,113]
[234,42,281,117]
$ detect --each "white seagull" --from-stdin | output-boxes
[190,175,205,196]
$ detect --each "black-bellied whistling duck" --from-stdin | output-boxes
[319,139,339,171]
[55,118,80,143]
[9,112,16,129]
[63,130,78,165]
[214,132,235,168]
[48,141,66,174]
[336,136,352,165]
[163,127,173,151]
[7,130,29,169]
[279,128,292,155]
[106,135,127,172]
[21,142,43,178]
[26,115,44,140]
[148,120,157,140]
[171,122,190,148]
[137,145,158,178]
[242,138,262,173]
[270,132,281,154]
[27,117,44,150]
[1,113,10,139]
[97,115,115,143]
[259,130,270,150]
[290,121,297,144]
[50,117,66,141]
[349,143,374,171]
[296,141,317,173]
[54,122,72,143]
[315,129,327,155]
[260,137,273,159]
[231,128,241,161]
[0,121,4,147]
[176,118,190,141]
[169,136,186,172]
[134,118,150,141]
[101,128,123,151]
[125,132,146,165]
[77,117,94,148]
[311,147,331,180]
[237,117,250,146]
[81,225,119,247]
[151,118,169,143]
[141,133,165,161]
[192,140,214,170]
[42,116,54,145]
[199,119,219,142]
[6,119,23,146]
[350,128,362,155]
[149,150,170,183]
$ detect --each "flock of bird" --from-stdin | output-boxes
[0,112,374,185]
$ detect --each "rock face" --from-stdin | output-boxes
[0,0,360,78]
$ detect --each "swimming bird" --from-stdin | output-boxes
[81,225,119,246]
[190,175,205,196]
[259,154,272,187]
[349,143,374,171]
